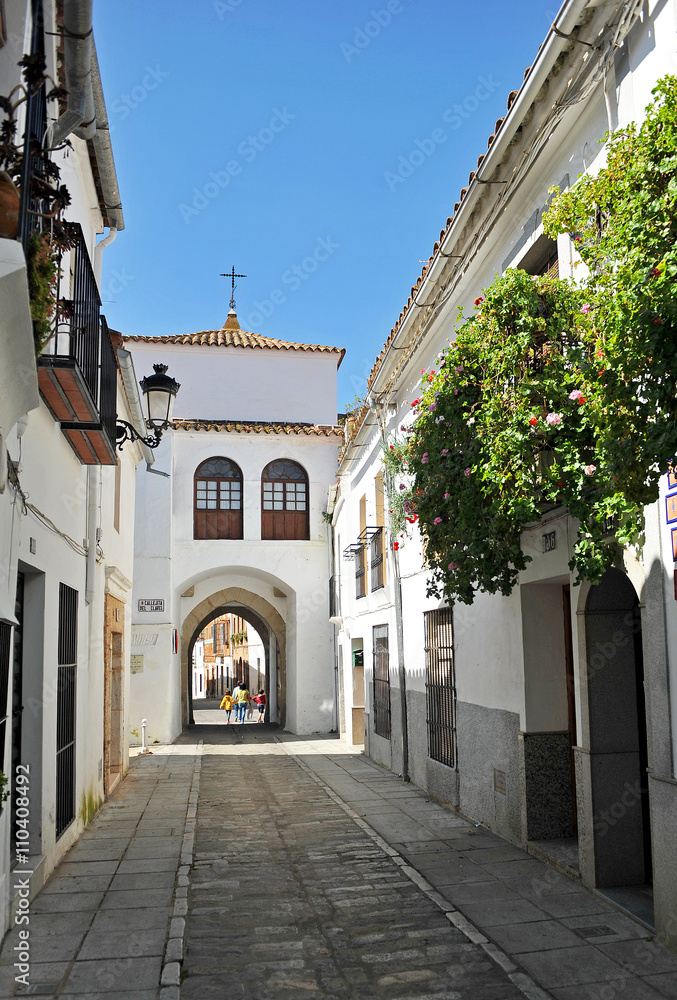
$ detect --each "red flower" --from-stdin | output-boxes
[474,296,484,307]
[393,541,399,551]
[411,398,420,406]
[389,445,394,449]
[427,375,435,383]
[651,267,661,277]
[654,317,662,325]
[578,397,586,405]
[529,417,538,426]
[558,480,563,486]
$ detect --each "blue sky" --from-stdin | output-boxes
[93,0,559,411]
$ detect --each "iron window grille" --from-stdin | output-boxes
[372,624,391,740]
[425,607,456,768]
[56,583,78,839]
[370,527,384,591]
[0,623,11,783]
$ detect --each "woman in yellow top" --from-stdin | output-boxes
[219,689,234,724]
[235,685,251,724]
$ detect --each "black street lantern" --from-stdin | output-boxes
[116,364,181,451]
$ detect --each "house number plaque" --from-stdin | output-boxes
[542,531,556,553]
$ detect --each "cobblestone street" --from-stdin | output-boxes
[1,726,676,999]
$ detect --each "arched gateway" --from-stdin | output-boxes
[181,587,286,727]
[126,305,344,742]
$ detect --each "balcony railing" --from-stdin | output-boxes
[343,526,382,599]
[37,223,117,465]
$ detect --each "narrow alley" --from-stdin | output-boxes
[1,727,676,1000]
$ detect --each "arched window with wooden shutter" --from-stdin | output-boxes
[261,459,309,540]
[194,457,243,539]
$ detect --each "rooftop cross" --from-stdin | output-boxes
[219,266,247,311]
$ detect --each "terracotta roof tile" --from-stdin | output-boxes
[172,419,342,437]
[125,310,345,367]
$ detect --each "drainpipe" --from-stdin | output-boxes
[85,465,100,606]
[116,348,155,470]
[392,549,409,782]
[45,0,96,148]
[90,44,124,232]
[369,398,409,781]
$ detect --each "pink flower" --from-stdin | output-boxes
[399,484,405,491]
[581,303,591,314]
[444,492,450,498]
[454,389,459,395]
[434,517,442,525]
[569,389,583,401]
[421,453,428,464]
[584,464,596,476]
[428,402,437,411]
[421,369,426,374]
[546,412,562,426]
[448,561,456,570]
[464,467,471,477]
[441,448,448,456]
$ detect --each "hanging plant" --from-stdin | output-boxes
[27,230,60,353]
[385,76,677,606]
[27,230,59,352]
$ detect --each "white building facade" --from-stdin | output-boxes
[126,310,344,741]
[333,0,677,952]
[0,0,149,934]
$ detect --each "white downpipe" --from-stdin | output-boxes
[96,227,117,251]
[85,466,101,606]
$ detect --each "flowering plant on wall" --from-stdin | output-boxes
[383,77,677,605]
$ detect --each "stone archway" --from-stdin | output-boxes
[181,588,286,729]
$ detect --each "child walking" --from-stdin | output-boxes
[255,689,266,723]
[219,688,234,724]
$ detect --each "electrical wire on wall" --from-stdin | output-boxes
[7,445,88,558]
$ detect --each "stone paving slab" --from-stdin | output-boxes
[0,745,196,999]
[278,733,676,1000]
[1,727,674,1000]
[180,729,528,999]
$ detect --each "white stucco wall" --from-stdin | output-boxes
[125,340,340,427]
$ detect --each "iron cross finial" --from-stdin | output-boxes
[219,266,247,310]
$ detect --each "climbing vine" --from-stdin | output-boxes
[385,77,677,606]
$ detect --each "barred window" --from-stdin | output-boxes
[194,457,243,540]
[372,624,391,740]
[261,460,309,540]
[425,608,456,768]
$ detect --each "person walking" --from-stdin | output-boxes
[255,689,266,723]
[219,689,234,724]
[236,683,250,723]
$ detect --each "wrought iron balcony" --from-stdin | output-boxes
[37,223,117,465]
